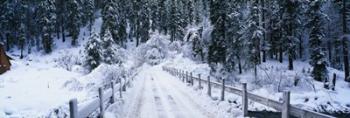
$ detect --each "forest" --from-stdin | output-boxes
[1,0,349,85]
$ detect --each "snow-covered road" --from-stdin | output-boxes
[117,65,218,118]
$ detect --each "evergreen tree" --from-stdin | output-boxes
[342,0,350,82]
[101,29,117,64]
[38,0,56,54]
[85,0,95,33]
[281,0,302,70]
[42,19,53,54]
[67,0,80,46]
[19,23,25,58]
[158,0,168,34]
[85,32,101,70]
[101,0,118,44]
[267,0,283,61]
[248,0,263,77]
[139,0,150,43]
[309,0,328,82]
[116,0,127,46]
[226,1,246,74]
[169,0,184,42]
[150,0,158,31]
[208,0,227,65]
[187,0,194,25]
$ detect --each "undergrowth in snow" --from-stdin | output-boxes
[164,52,350,113]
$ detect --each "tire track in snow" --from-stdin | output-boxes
[154,76,185,118]
[156,69,216,118]
[151,78,168,118]
[127,77,146,118]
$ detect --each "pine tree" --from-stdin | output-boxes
[85,32,101,70]
[248,0,263,77]
[169,0,184,42]
[101,29,118,64]
[38,0,56,54]
[208,0,227,65]
[309,0,328,82]
[158,0,168,34]
[282,0,302,70]
[150,0,158,31]
[226,1,245,73]
[267,0,282,60]
[116,0,127,46]
[67,0,80,46]
[187,0,195,25]
[139,0,150,43]
[85,0,95,33]
[342,0,350,82]
[42,19,53,54]
[101,0,118,44]
[19,23,25,58]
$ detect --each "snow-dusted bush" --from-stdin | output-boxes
[169,40,182,53]
[182,26,206,62]
[55,50,82,71]
[133,33,170,66]
[66,64,128,92]
[145,48,164,65]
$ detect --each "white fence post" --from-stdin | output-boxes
[119,78,123,98]
[207,76,211,97]
[98,88,104,118]
[198,74,202,89]
[69,99,78,118]
[111,82,115,103]
[242,83,248,116]
[221,78,225,101]
[282,91,290,118]
[185,71,188,83]
[190,72,193,86]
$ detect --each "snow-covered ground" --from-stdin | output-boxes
[0,17,110,117]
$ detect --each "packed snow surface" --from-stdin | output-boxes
[105,64,240,118]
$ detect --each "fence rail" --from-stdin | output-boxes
[69,77,133,118]
[162,66,335,118]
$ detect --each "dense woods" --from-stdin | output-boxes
[0,0,350,84]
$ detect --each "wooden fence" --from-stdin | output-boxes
[163,67,336,118]
[69,78,133,118]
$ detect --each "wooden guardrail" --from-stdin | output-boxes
[162,67,335,118]
[69,77,133,118]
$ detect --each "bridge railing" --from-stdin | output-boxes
[162,66,335,118]
[69,77,133,118]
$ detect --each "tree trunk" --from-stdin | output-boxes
[56,22,60,39]
[288,54,293,70]
[20,40,24,59]
[0,32,3,43]
[342,37,349,81]
[299,36,303,59]
[6,33,10,51]
[61,25,65,42]
[343,0,350,82]
[261,0,266,63]
[279,47,283,63]
[237,55,242,74]
[262,50,266,62]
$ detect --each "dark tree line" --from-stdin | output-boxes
[204,0,350,83]
[0,0,349,83]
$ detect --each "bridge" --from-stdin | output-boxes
[67,65,335,118]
